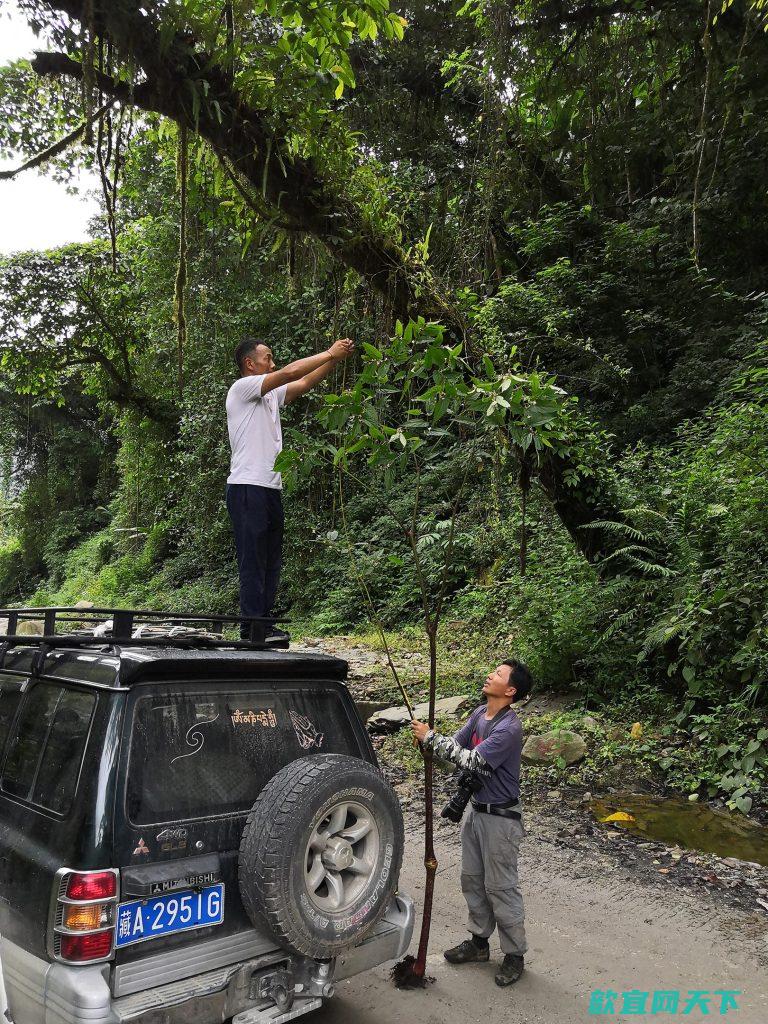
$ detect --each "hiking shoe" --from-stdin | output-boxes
[267,627,291,643]
[495,954,524,987]
[444,938,490,964]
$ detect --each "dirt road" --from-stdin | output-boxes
[316,812,768,1024]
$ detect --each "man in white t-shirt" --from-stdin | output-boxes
[226,336,354,639]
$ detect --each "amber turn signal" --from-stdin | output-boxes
[63,904,104,931]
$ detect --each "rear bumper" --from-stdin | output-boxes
[3,893,414,1024]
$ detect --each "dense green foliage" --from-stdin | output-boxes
[2,0,768,809]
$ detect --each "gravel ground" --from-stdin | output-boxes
[299,635,768,1022]
[315,806,768,1024]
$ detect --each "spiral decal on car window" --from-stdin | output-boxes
[170,713,220,764]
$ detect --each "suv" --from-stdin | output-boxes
[0,608,413,1024]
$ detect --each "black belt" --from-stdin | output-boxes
[471,798,521,821]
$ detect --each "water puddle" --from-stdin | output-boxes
[591,792,768,866]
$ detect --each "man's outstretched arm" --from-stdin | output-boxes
[284,339,355,405]
[410,719,492,777]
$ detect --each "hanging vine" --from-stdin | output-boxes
[692,0,715,265]
[81,0,96,145]
[518,455,532,576]
[96,38,123,271]
[174,124,189,400]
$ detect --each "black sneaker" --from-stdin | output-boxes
[495,954,524,987]
[267,627,291,644]
[444,938,490,964]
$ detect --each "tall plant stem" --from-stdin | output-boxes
[409,622,438,979]
[336,469,414,717]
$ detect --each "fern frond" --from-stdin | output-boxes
[600,544,661,563]
[640,617,687,657]
[580,519,648,542]
[620,506,669,524]
[600,608,638,641]
[623,555,677,577]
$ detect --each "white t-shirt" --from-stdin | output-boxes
[226,375,288,489]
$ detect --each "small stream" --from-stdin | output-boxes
[592,792,768,866]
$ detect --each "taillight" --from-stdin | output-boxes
[59,931,113,962]
[48,868,120,964]
[66,871,117,901]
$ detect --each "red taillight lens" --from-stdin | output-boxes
[66,871,117,901]
[59,931,113,962]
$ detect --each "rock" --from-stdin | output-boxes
[367,706,413,730]
[16,619,44,636]
[580,716,600,733]
[546,790,563,799]
[721,856,758,868]
[74,600,94,609]
[367,694,474,732]
[582,792,592,802]
[521,730,587,766]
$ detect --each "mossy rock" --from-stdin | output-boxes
[522,730,587,765]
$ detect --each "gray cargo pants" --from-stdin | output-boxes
[460,807,527,956]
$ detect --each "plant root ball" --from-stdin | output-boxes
[390,955,435,990]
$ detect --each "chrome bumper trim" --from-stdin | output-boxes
[334,892,415,981]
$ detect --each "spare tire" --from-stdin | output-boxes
[238,754,404,959]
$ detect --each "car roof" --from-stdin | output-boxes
[0,645,349,689]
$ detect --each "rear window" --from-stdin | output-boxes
[126,687,360,825]
[1,683,96,815]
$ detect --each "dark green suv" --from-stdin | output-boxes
[0,608,412,1024]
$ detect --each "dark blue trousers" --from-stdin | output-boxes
[226,484,284,629]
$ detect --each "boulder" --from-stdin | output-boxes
[366,706,412,730]
[521,730,587,765]
[367,694,475,732]
[580,715,600,733]
[16,619,45,636]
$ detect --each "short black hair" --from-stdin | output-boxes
[502,659,533,702]
[234,336,265,373]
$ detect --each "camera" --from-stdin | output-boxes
[440,768,484,823]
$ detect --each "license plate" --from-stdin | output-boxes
[115,884,224,948]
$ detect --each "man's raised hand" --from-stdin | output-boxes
[329,338,355,360]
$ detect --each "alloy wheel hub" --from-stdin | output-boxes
[321,836,354,871]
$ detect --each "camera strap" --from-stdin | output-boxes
[471,704,512,744]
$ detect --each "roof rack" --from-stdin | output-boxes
[0,607,288,658]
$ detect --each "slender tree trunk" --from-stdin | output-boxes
[410,625,438,979]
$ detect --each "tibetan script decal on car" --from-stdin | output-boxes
[231,708,277,727]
